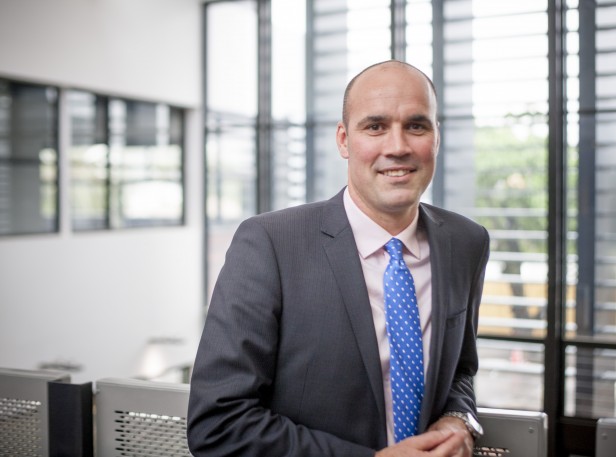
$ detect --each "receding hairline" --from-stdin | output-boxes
[341,60,437,128]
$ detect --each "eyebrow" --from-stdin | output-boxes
[404,114,433,125]
[355,115,390,127]
[355,114,434,127]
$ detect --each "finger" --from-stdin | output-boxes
[429,429,468,456]
[398,429,455,451]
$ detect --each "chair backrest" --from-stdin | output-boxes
[0,367,71,457]
[474,407,548,457]
[95,377,191,457]
[596,417,616,457]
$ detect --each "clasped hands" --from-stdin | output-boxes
[374,416,474,457]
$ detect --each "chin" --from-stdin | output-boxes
[383,191,419,208]
[383,198,418,215]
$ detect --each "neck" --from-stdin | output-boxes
[375,211,417,236]
[346,187,419,235]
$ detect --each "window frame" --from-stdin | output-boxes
[202,1,616,455]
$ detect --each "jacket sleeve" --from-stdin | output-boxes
[441,225,490,420]
[187,218,376,457]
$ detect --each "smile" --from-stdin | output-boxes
[381,169,413,177]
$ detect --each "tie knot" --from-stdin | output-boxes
[385,238,404,261]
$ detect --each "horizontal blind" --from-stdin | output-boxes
[439,0,550,411]
[309,0,391,201]
[594,0,616,336]
[564,0,616,420]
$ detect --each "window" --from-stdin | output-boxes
[436,0,550,412]
[205,0,258,293]
[272,0,307,210]
[564,0,616,420]
[0,80,58,236]
[203,1,616,454]
[68,91,185,230]
[308,0,392,201]
[68,91,108,230]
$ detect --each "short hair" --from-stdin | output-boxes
[341,60,438,127]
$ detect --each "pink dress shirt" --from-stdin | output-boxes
[343,188,433,445]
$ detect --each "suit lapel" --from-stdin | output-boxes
[318,195,454,436]
[320,190,387,437]
[418,204,452,432]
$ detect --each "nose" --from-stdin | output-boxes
[385,124,410,156]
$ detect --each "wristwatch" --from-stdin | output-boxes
[442,411,484,440]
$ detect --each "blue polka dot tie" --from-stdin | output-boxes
[384,237,424,441]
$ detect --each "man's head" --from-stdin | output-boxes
[341,60,438,129]
[336,60,440,234]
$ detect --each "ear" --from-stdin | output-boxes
[336,122,350,159]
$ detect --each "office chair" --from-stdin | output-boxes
[0,367,71,457]
[95,377,191,457]
[596,417,616,457]
[474,407,548,457]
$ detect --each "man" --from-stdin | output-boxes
[188,60,490,457]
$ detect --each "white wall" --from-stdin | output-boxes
[0,0,204,384]
[0,0,201,106]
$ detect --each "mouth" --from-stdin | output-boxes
[380,168,415,177]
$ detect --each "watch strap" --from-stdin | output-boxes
[442,411,483,440]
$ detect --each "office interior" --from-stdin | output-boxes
[0,0,614,456]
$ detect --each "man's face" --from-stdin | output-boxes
[336,63,440,230]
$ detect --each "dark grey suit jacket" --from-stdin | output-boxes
[187,189,490,457]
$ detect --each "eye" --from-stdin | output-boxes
[367,123,383,131]
[406,122,431,134]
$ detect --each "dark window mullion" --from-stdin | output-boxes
[305,0,316,203]
[545,1,568,456]
[574,0,598,420]
[391,0,406,61]
[431,0,445,207]
[103,97,111,229]
[257,0,272,214]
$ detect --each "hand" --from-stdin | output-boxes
[427,416,474,457]
[374,429,467,457]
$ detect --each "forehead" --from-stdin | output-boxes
[347,64,436,121]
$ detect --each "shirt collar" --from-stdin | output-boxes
[343,187,422,260]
